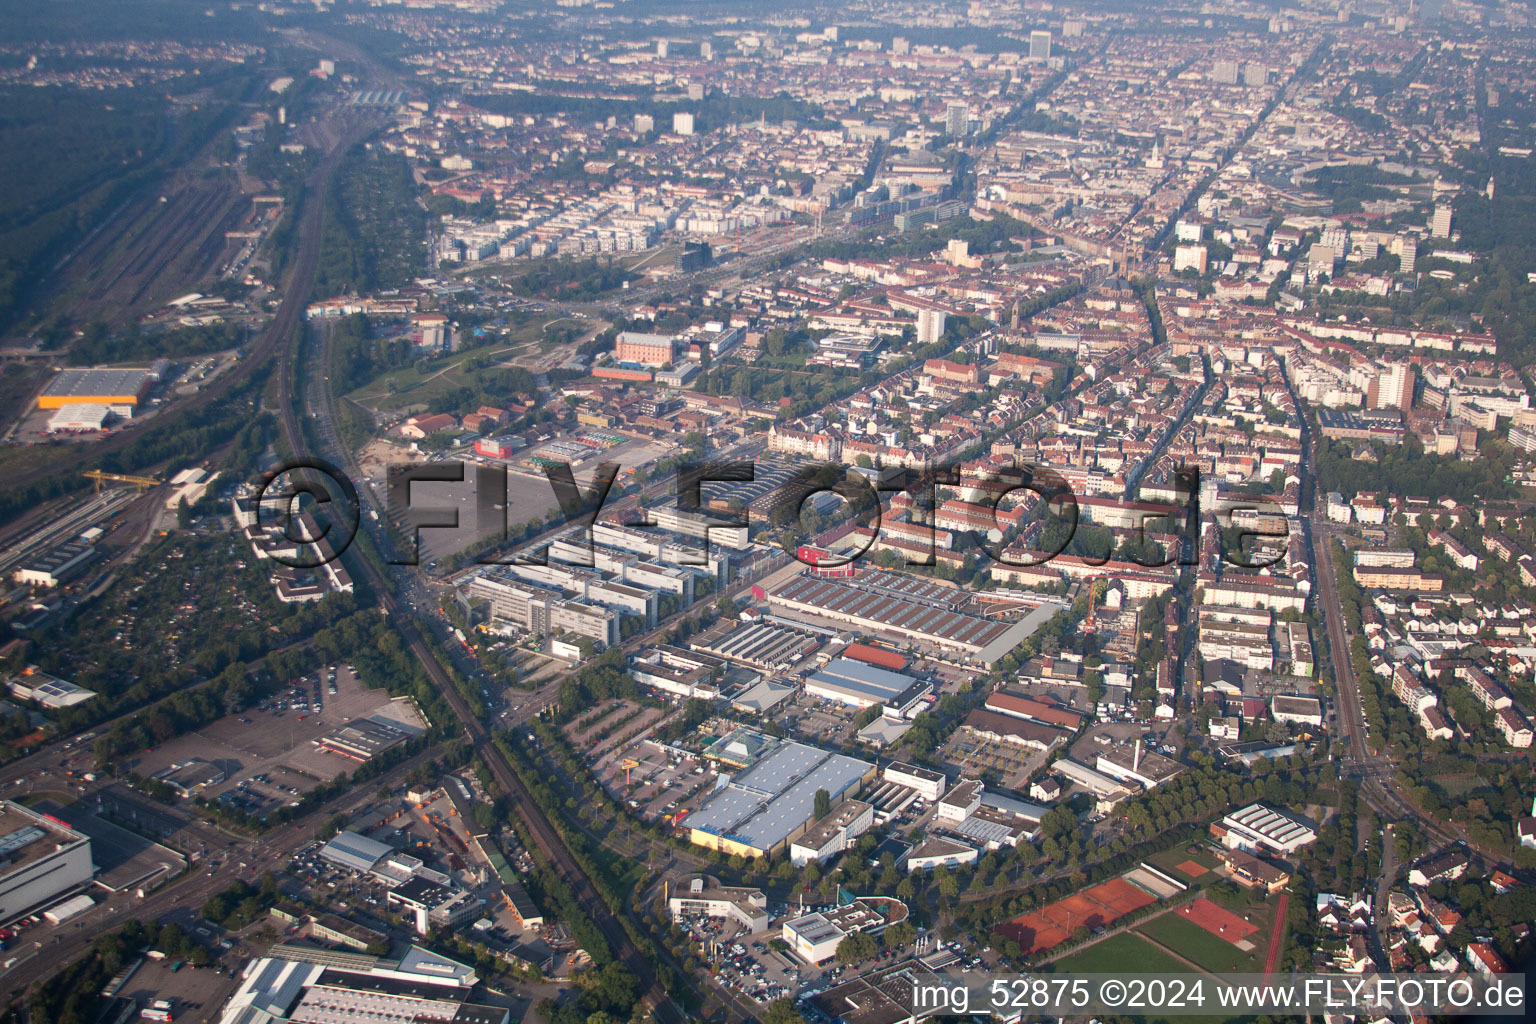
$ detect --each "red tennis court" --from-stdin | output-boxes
[1178,896,1259,944]
[998,876,1160,955]
[1176,859,1209,878]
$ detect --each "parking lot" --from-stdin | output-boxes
[941,730,1050,789]
[130,665,425,820]
[671,902,933,1005]
[776,692,862,746]
[118,957,242,1024]
[591,736,713,822]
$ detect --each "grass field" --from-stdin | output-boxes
[1049,931,1187,974]
[1146,843,1221,876]
[1052,930,1255,1024]
[345,321,550,413]
[1137,911,1263,973]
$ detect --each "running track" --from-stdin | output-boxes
[1262,893,1290,976]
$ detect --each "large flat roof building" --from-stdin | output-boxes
[14,541,98,587]
[37,367,154,409]
[0,800,95,926]
[319,831,393,874]
[216,945,496,1024]
[688,741,876,858]
[761,572,1053,666]
[805,657,930,714]
[315,716,417,762]
[1215,803,1318,857]
[5,667,96,708]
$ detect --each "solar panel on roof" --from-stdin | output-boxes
[0,826,45,857]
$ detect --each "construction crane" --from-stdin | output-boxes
[1083,578,1107,635]
[83,469,161,492]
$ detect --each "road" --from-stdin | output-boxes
[6,107,383,494]
[276,270,689,1024]
[0,746,443,995]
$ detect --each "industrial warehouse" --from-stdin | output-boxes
[315,716,420,761]
[216,944,503,1024]
[1213,802,1319,857]
[35,365,161,410]
[687,740,877,858]
[804,657,931,714]
[757,571,1057,666]
[0,801,96,926]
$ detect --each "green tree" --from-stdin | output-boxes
[814,788,831,819]
[763,999,809,1024]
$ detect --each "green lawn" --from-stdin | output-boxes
[1050,930,1254,1024]
[1137,910,1262,973]
[1049,931,1187,974]
[1145,843,1222,877]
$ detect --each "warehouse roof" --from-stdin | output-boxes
[42,367,152,399]
[320,831,392,873]
[688,741,873,853]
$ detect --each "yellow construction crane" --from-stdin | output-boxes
[1083,578,1107,634]
[83,469,162,492]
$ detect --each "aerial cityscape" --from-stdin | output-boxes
[0,0,1535,1022]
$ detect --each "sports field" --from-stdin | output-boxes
[1138,910,1262,973]
[1177,896,1259,943]
[999,876,1160,955]
[1050,931,1187,973]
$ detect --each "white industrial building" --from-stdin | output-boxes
[216,945,500,1024]
[789,800,874,866]
[906,835,979,873]
[804,657,931,715]
[47,403,114,432]
[781,897,907,965]
[0,800,95,926]
[1215,803,1318,857]
[882,761,946,803]
[666,875,769,932]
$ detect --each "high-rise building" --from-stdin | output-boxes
[1210,60,1240,85]
[1030,30,1052,60]
[1308,243,1336,280]
[1368,363,1414,411]
[1243,63,1268,87]
[1174,245,1208,275]
[687,82,705,101]
[673,111,695,136]
[945,102,969,137]
[1396,234,1417,274]
[917,308,948,345]
[635,113,655,133]
[1432,203,1452,237]
[1062,20,1085,38]
[892,36,910,55]
[700,41,713,60]
[657,39,669,58]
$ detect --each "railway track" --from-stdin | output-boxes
[5,111,378,494]
[269,138,685,1024]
